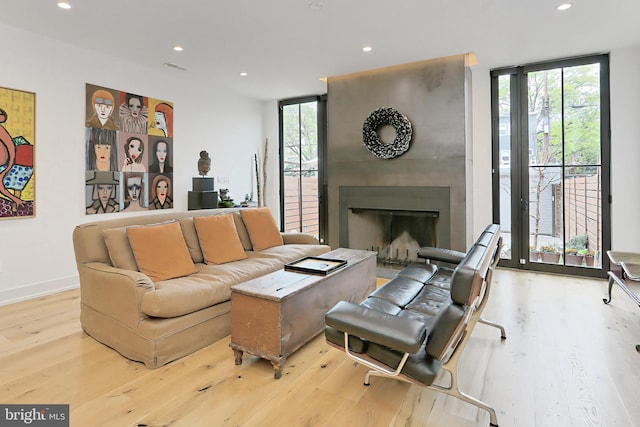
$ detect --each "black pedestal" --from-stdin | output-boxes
[188,191,218,210]
[193,177,214,192]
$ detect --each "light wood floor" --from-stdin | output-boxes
[1,269,639,427]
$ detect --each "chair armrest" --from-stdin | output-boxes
[281,232,319,245]
[325,301,427,354]
[417,246,466,265]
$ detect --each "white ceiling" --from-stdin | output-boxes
[1,0,639,100]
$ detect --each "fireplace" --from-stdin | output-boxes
[348,208,438,265]
[327,55,470,264]
[339,186,451,267]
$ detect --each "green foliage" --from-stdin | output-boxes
[567,234,588,250]
[497,75,511,117]
[540,244,560,254]
[528,64,601,168]
[282,101,318,174]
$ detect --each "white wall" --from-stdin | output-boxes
[260,100,281,221]
[470,65,494,240]
[609,45,640,250]
[470,44,640,250]
[0,24,264,305]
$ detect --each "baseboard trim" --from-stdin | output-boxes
[0,275,79,307]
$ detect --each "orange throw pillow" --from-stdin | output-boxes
[193,214,248,264]
[127,221,197,282]
[240,207,284,251]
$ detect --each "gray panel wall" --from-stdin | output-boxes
[326,55,470,251]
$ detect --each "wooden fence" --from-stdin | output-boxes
[562,170,601,253]
[283,175,319,237]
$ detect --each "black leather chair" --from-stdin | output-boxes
[325,224,504,426]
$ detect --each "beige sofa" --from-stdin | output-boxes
[72,208,331,368]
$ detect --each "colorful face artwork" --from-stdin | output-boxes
[149,174,173,210]
[84,83,174,214]
[121,172,147,212]
[0,87,35,219]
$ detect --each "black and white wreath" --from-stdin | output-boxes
[362,107,413,159]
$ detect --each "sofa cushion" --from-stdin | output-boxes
[140,273,232,318]
[240,207,283,250]
[232,211,253,251]
[256,244,332,264]
[102,219,175,270]
[102,226,139,271]
[194,214,248,264]
[178,217,204,263]
[196,253,284,283]
[127,221,197,282]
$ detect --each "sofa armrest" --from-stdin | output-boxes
[325,301,427,354]
[77,262,155,328]
[417,246,466,265]
[281,232,319,245]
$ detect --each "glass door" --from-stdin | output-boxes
[279,96,326,242]
[492,55,611,276]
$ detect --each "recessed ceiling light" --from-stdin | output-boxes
[57,2,71,9]
[556,3,572,10]
[308,2,324,11]
[362,46,372,52]
[240,72,248,77]
[172,45,184,52]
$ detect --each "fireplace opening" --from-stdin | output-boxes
[348,208,439,266]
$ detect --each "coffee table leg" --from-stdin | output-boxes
[233,349,243,365]
[271,361,283,379]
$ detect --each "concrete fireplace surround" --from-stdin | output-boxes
[326,54,473,252]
